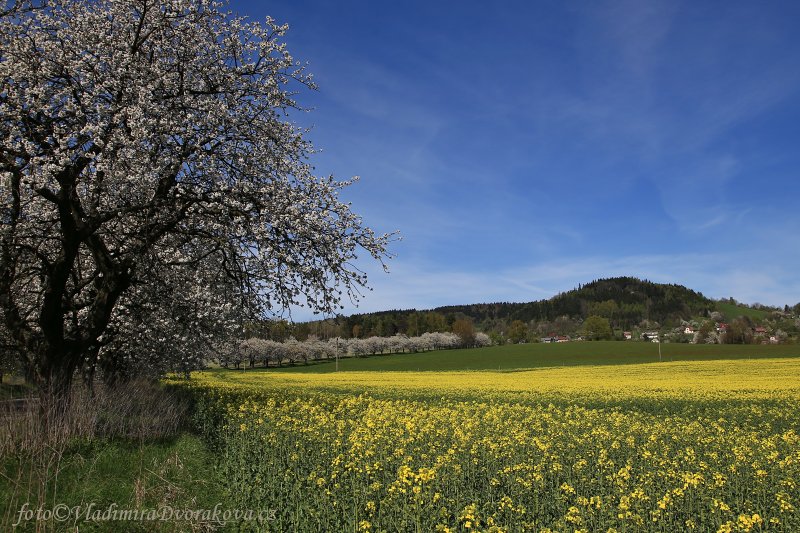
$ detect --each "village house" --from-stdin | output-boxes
[540,335,571,343]
[641,331,660,342]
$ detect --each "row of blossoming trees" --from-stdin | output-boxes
[218,332,492,368]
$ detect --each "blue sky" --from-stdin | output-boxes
[232,0,800,320]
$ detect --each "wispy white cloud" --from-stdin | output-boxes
[693,214,728,232]
[234,0,800,324]
[585,0,679,81]
[290,247,800,322]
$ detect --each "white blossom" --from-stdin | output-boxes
[474,332,492,347]
[0,0,395,392]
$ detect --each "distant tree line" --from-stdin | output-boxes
[218,331,492,368]
[284,277,800,347]
[289,278,715,341]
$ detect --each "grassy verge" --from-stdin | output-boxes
[0,380,237,532]
[1,434,226,532]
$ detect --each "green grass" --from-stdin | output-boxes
[715,301,772,321]
[234,341,800,373]
[1,434,228,532]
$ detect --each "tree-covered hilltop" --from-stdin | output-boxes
[293,277,717,339]
[436,277,713,327]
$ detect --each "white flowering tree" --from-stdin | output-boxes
[0,0,393,405]
[304,336,332,361]
[474,332,492,347]
[263,339,288,367]
[419,332,460,350]
[240,338,274,368]
[387,333,409,353]
[347,338,367,358]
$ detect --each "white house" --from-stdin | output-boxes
[642,331,660,341]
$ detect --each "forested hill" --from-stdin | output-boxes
[298,277,716,338]
[439,277,713,325]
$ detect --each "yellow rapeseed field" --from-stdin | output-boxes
[193,357,800,398]
[180,358,800,532]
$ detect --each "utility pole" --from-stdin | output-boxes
[658,333,662,362]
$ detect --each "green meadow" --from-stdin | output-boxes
[260,341,800,373]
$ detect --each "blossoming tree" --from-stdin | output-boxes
[0,0,393,403]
